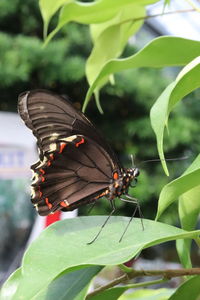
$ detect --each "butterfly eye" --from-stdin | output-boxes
[133,168,140,177]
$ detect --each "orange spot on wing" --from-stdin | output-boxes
[113,172,119,180]
[59,143,67,153]
[41,176,45,182]
[38,187,42,198]
[39,168,45,174]
[76,137,85,147]
[47,160,51,166]
[45,197,52,209]
[49,154,54,160]
[60,200,69,207]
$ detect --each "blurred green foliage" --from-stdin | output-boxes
[0,0,199,223]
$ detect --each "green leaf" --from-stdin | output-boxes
[150,82,175,175]
[32,265,102,300]
[83,37,200,111]
[90,286,174,300]
[156,154,200,220]
[4,216,200,299]
[39,0,72,37]
[119,288,174,300]
[89,287,127,300]
[150,56,200,174]
[176,184,200,268]
[0,268,22,300]
[86,4,145,87]
[168,275,200,300]
[44,0,158,45]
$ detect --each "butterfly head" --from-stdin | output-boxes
[126,167,140,179]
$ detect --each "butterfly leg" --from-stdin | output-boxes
[124,195,144,225]
[87,199,116,245]
[119,196,144,242]
[87,201,97,215]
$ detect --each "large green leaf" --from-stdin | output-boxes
[168,275,200,300]
[150,56,200,174]
[32,265,102,300]
[83,37,200,111]
[156,154,200,220]
[0,268,22,300]
[3,216,200,300]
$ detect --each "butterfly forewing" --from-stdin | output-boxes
[18,90,119,165]
[18,90,122,215]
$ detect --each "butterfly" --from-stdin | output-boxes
[18,90,140,242]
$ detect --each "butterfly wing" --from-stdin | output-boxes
[30,135,114,215]
[18,90,119,164]
[18,90,121,215]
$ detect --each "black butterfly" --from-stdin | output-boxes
[18,90,140,242]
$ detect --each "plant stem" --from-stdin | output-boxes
[118,264,133,273]
[86,267,200,299]
[119,8,196,26]
[122,277,169,289]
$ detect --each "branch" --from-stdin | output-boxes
[86,267,200,299]
[119,8,196,26]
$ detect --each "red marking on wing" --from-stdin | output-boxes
[113,172,119,180]
[41,176,45,182]
[60,200,69,208]
[75,137,85,147]
[45,197,52,209]
[39,168,45,174]
[39,186,42,198]
[47,160,51,167]
[59,143,67,153]
[49,154,54,160]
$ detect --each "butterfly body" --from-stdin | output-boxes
[18,90,139,217]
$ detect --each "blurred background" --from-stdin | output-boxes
[0,0,199,284]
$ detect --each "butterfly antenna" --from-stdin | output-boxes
[130,154,135,168]
[139,155,189,166]
[87,199,116,245]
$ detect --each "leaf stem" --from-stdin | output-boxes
[123,277,169,289]
[119,8,196,26]
[118,264,133,273]
[86,267,200,299]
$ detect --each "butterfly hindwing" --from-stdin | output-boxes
[30,135,114,216]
